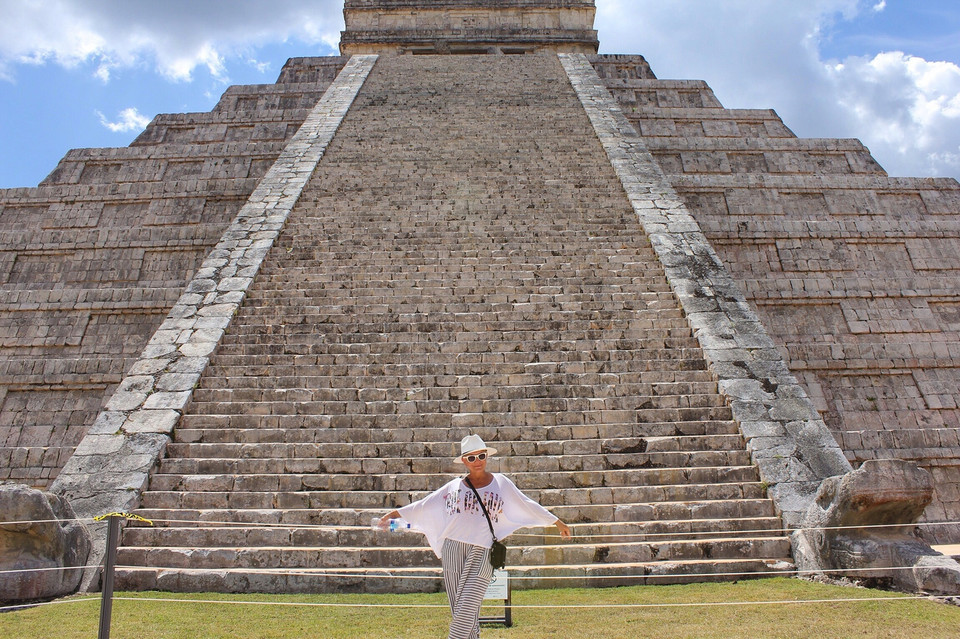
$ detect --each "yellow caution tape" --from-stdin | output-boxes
[94,512,154,525]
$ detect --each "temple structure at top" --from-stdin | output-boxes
[339,0,599,54]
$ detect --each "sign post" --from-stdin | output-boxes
[479,569,512,627]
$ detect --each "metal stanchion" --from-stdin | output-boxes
[93,513,153,639]
[97,515,121,639]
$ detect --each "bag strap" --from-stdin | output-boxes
[463,476,498,542]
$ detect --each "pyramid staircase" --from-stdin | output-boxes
[115,54,794,593]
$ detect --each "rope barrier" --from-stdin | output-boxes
[0,597,100,613]
[127,516,960,538]
[104,593,950,611]
[0,517,96,526]
[0,566,87,576]
[511,519,960,540]
[3,515,958,538]
[88,563,952,582]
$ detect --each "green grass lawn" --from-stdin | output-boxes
[3,578,959,639]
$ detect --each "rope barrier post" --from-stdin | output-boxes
[97,514,121,639]
[93,512,153,639]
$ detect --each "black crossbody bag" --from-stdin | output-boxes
[464,476,507,569]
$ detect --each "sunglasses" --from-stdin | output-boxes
[462,452,487,463]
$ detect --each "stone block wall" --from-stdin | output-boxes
[0,57,347,487]
[593,54,960,543]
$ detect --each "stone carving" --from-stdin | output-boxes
[0,484,91,602]
[792,459,960,595]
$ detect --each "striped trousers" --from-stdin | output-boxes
[441,538,494,639]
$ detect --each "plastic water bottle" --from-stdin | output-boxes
[371,517,411,532]
[389,518,412,532]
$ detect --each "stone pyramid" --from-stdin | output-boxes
[1,1,957,593]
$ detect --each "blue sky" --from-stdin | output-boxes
[1,0,959,188]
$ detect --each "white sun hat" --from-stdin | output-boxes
[454,434,498,463]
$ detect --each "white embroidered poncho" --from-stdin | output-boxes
[397,473,558,558]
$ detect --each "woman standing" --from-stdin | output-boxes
[378,434,572,639]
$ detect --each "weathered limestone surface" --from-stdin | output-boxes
[594,54,960,543]
[341,0,598,54]
[792,459,960,595]
[562,53,852,527]
[49,55,377,586]
[0,484,90,602]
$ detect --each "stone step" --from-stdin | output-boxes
[244,271,673,285]
[206,345,710,362]
[223,318,690,338]
[173,407,728,429]
[131,496,779,528]
[195,375,714,394]
[161,435,741,457]
[116,536,791,572]
[115,556,795,594]
[203,355,712,374]
[226,307,686,326]
[216,342,703,360]
[170,427,737,449]
[168,420,741,442]
[201,357,711,374]
[258,252,667,265]
[138,482,768,510]
[181,403,733,424]
[255,255,666,268]
[188,388,726,408]
[244,278,673,292]
[158,444,748,468]
[241,292,679,306]
[148,466,759,493]
[154,450,751,476]
[121,516,786,548]
[218,333,697,350]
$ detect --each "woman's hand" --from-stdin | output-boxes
[555,519,572,540]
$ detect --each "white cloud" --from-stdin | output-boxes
[828,52,960,176]
[96,107,151,133]
[873,1,887,12]
[595,0,960,178]
[0,0,344,83]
